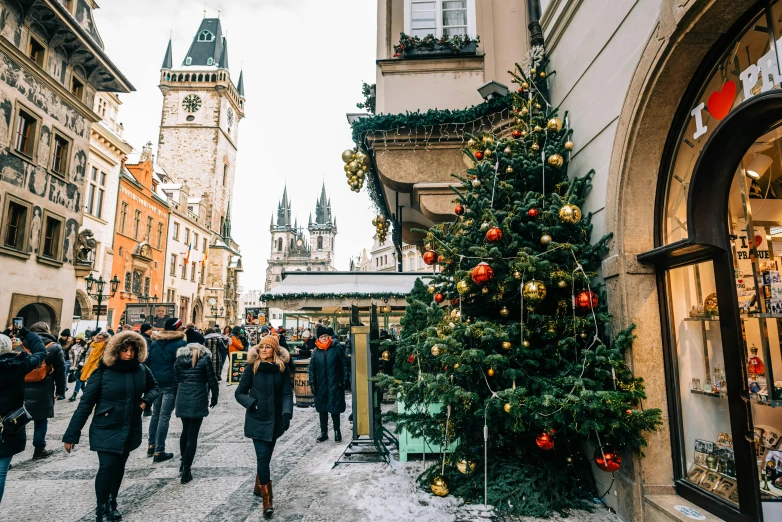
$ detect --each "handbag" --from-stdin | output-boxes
[68,368,77,383]
[1,406,33,438]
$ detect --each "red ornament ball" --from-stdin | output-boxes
[454,204,465,216]
[434,293,445,304]
[474,151,484,161]
[594,447,622,473]
[450,297,460,307]
[512,129,522,139]
[437,254,447,264]
[536,430,555,451]
[471,262,495,285]
[423,250,437,266]
[485,227,503,243]
[527,208,539,218]
[408,355,415,363]
[574,290,599,313]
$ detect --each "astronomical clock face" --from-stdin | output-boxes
[182,94,202,113]
[208,297,216,306]
[227,107,234,127]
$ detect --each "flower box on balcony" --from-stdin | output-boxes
[402,41,477,58]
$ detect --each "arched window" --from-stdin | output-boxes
[211,74,217,82]
[207,58,214,66]
[317,236,323,250]
[124,272,131,292]
[185,74,190,82]
[178,74,183,81]
[185,58,192,66]
[197,73,203,81]
[198,30,214,42]
[276,238,282,251]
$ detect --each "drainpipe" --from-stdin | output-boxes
[526,0,550,101]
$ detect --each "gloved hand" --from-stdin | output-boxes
[210,396,218,408]
[282,413,291,432]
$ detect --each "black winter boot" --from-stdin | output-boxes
[68,392,77,402]
[153,452,173,463]
[95,503,112,522]
[181,465,193,484]
[334,428,342,442]
[146,445,155,457]
[108,494,122,520]
[316,432,328,443]
[32,446,53,460]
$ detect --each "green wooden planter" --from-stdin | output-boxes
[397,398,457,462]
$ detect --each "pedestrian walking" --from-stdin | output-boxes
[68,338,88,401]
[24,322,66,460]
[235,335,292,517]
[204,327,228,381]
[0,326,48,504]
[146,318,186,462]
[62,331,158,522]
[185,323,206,345]
[139,324,153,349]
[309,326,348,443]
[297,330,313,359]
[59,329,74,385]
[229,326,245,353]
[173,343,218,484]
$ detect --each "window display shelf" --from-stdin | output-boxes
[690,389,728,399]
[684,316,721,322]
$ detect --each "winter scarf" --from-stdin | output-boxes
[315,337,332,350]
[80,341,106,381]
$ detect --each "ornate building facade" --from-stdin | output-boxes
[156,17,244,325]
[264,184,337,292]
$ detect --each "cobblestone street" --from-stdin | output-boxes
[1,381,621,522]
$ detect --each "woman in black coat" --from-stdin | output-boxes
[235,335,292,517]
[309,326,348,443]
[0,328,48,504]
[173,343,218,484]
[63,331,158,522]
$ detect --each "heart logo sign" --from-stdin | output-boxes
[707,80,736,120]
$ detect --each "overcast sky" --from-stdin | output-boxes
[93,0,378,291]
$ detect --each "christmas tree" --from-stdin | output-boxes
[377,51,663,517]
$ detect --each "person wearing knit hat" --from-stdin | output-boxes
[0,333,12,356]
[236,333,292,515]
[164,318,183,331]
[309,325,348,443]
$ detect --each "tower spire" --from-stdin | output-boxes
[236,70,245,97]
[162,37,173,69]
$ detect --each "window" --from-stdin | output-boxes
[170,254,177,276]
[185,57,192,66]
[173,221,180,240]
[200,265,205,283]
[124,272,131,292]
[191,262,196,281]
[156,222,164,249]
[144,277,150,296]
[13,108,38,158]
[70,75,84,100]
[276,237,282,252]
[223,164,228,186]
[184,228,190,245]
[181,262,186,280]
[3,198,29,251]
[132,270,142,294]
[119,202,128,234]
[207,57,214,66]
[194,233,199,249]
[132,210,141,239]
[86,167,106,219]
[317,236,323,250]
[167,289,176,302]
[202,238,207,252]
[28,36,45,67]
[50,132,70,176]
[405,0,474,38]
[41,213,63,259]
[198,30,214,42]
[145,216,153,241]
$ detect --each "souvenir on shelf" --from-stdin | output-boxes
[713,478,737,501]
[756,425,782,449]
[700,470,721,491]
[717,432,733,448]
[703,380,714,393]
[703,293,719,316]
[713,367,726,392]
[747,345,766,393]
[763,450,782,495]
[686,465,708,485]
[692,378,702,391]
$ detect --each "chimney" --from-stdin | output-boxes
[141,141,153,162]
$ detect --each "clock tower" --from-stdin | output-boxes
[157,17,246,235]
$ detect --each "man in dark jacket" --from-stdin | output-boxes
[146,318,187,462]
[24,321,66,460]
[139,323,153,349]
[203,327,228,381]
[185,323,206,345]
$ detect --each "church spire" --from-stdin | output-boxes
[182,18,228,68]
[237,70,245,97]
[162,37,173,69]
[276,185,292,227]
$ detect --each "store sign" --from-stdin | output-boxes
[673,505,706,520]
[690,37,782,139]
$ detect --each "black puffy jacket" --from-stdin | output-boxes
[24,332,66,421]
[0,330,48,458]
[174,345,218,419]
[63,331,158,455]
[309,340,348,414]
[147,330,187,388]
[235,346,293,441]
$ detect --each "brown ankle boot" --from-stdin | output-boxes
[253,474,262,497]
[260,481,274,516]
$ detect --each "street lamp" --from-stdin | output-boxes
[85,273,120,330]
[137,293,158,304]
[209,305,224,326]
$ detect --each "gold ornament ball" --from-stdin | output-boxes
[580,332,588,339]
[503,146,512,155]
[456,459,477,475]
[534,125,543,133]
[558,203,582,224]
[557,280,568,289]
[430,345,441,356]
[547,118,563,132]
[539,71,547,79]
[484,148,492,157]
[522,340,531,348]
[451,308,461,319]
[513,271,522,280]
[521,81,529,89]
[456,280,471,295]
[522,280,547,304]
[505,166,513,174]
[521,130,528,137]
[349,160,360,173]
[500,306,510,317]
[530,68,536,76]
[453,363,460,370]
[503,403,512,413]
[482,136,494,146]
[381,350,391,361]
[531,143,540,152]
[467,138,476,148]
[540,234,553,245]
[431,476,449,497]
[341,149,355,163]
[520,107,529,116]
[535,103,542,110]
[472,178,482,188]
[565,140,575,151]
[428,285,436,294]
[567,457,573,463]
[547,154,564,168]
[482,287,489,295]
[487,368,496,377]
[501,341,512,350]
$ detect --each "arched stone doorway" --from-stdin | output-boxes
[74,290,91,321]
[191,298,203,327]
[16,302,57,332]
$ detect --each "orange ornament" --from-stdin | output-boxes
[471,262,494,285]
[536,430,555,451]
[574,290,598,313]
[474,151,484,160]
[485,227,503,243]
[423,250,437,266]
[455,204,465,216]
[434,293,445,304]
[594,447,622,472]
[512,129,522,139]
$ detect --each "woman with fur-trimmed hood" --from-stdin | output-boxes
[173,343,219,484]
[235,335,293,517]
[63,331,158,522]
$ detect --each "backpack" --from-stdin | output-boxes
[24,342,54,383]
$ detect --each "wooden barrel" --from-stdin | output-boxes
[294,359,313,408]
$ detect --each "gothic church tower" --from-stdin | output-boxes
[157,17,246,235]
